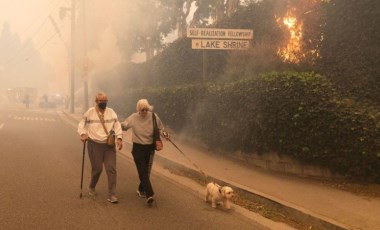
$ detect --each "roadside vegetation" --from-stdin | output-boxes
[94,0,379,183]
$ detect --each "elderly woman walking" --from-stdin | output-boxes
[122,99,169,205]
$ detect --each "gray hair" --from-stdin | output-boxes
[95,92,107,102]
[136,99,153,111]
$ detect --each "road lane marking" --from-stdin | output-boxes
[10,116,56,122]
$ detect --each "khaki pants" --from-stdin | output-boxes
[87,140,117,196]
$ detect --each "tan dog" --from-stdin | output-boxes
[205,182,234,209]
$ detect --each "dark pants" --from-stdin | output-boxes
[87,140,117,196]
[132,143,155,198]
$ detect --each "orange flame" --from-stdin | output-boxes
[277,11,303,63]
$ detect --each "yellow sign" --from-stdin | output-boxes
[187,28,253,40]
[191,39,250,50]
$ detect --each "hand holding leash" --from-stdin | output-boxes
[162,130,170,140]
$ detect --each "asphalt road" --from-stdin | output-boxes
[0,103,269,230]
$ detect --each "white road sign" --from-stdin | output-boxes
[187,28,253,40]
[191,39,250,50]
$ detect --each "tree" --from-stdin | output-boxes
[0,23,20,67]
[119,1,177,61]
[0,22,50,91]
[116,0,242,61]
[169,0,193,38]
[317,0,380,104]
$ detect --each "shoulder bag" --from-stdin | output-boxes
[152,113,163,151]
[96,108,115,147]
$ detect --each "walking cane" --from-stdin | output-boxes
[79,140,87,199]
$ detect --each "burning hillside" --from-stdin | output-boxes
[275,0,324,64]
[277,9,303,63]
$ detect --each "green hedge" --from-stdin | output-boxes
[112,72,380,182]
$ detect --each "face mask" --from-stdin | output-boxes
[98,102,107,110]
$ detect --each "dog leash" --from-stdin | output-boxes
[167,138,234,210]
[166,138,209,180]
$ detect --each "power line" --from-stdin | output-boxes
[2,0,67,67]
[3,16,51,67]
[5,0,64,49]
[24,32,59,62]
[5,30,59,68]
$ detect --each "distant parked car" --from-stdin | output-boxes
[38,93,62,108]
[39,100,57,108]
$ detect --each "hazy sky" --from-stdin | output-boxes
[1,0,69,94]
[0,0,189,95]
[0,0,132,94]
[0,0,70,66]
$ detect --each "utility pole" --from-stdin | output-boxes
[82,0,88,112]
[58,1,76,113]
[202,50,207,81]
[70,0,76,114]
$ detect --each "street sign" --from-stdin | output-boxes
[187,28,254,79]
[192,39,250,50]
[187,28,253,40]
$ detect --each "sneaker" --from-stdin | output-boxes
[88,187,97,196]
[137,190,146,198]
[107,195,118,204]
[146,196,154,205]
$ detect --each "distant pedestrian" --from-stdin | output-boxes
[77,92,123,203]
[23,94,30,109]
[42,94,48,103]
[121,99,169,205]
[64,95,69,109]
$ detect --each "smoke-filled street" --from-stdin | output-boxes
[0,103,269,230]
[1,1,379,229]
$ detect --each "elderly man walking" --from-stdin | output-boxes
[78,92,123,203]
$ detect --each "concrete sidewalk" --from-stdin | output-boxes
[62,110,380,230]
[153,138,380,230]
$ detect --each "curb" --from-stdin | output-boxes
[154,154,350,230]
